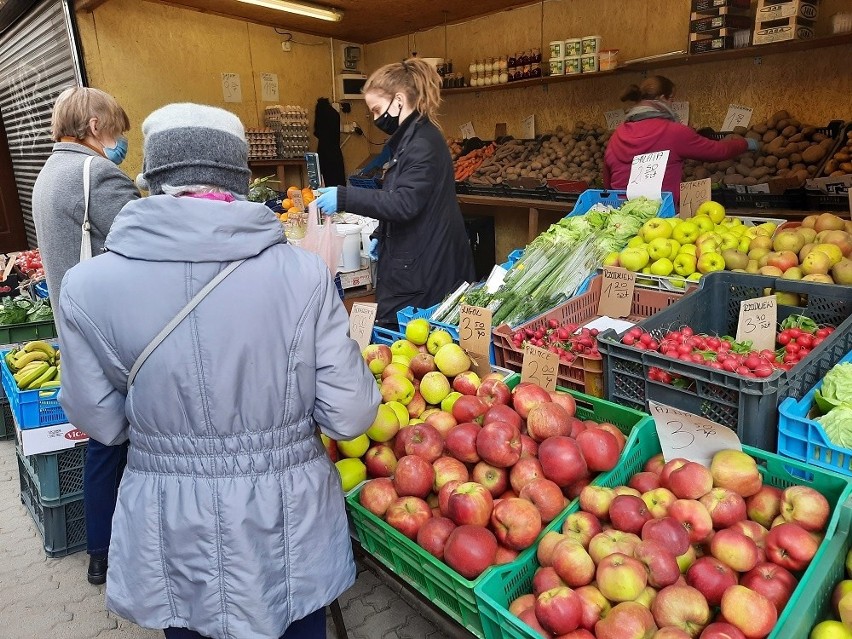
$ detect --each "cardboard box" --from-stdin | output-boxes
[807,174,852,194]
[753,20,815,44]
[691,13,754,32]
[339,264,372,289]
[755,0,819,23]
[692,0,751,11]
[16,421,88,456]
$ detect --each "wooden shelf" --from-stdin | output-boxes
[442,33,852,96]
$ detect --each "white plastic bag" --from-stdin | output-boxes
[299,202,345,274]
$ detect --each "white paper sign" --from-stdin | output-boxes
[605,109,626,130]
[581,316,636,334]
[261,73,279,102]
[649,400,742,467]
[521,115,535,140]
[221,73,242,103]
[671,101,690,125]
[485,264,508,294]
[460,121,477,139]
[722,104,753,132]
[627,150,670,201]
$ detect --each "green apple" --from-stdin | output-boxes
[619,247,651,272]
[696,201,726,225]
[338,434,370,458]
[426,330,453,355]
[666,217,681,229]
[697,252,726,274]
[666,239,681,256]
[722,249,749,270]
[650,258,674,276]
[692,214,715,234]
[366,404,402,442]
[845,547,852,577]
[672,221,700,245]
[627,235,647,249]
[729,216,743,226]
[647,237,673,261]
[738,236,752,253]
[679,244,697,256]
[386,401,410,428]
[405,318,431,346]
[746,259,760,274]
[603,251,620,266]
[687,272,703,281]
[392,354,412,367]
[335,458,367,492]
[673,253,697,276]
[641,266,653,274]
[441,391,462,413]
[640,218,673,242]
[391,339,420,360]
[810,620,852,639]
[719,233,740,251]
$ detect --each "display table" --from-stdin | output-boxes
[248,158,308,189]
[457,194,572,243]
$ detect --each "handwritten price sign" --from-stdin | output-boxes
[459,305,492,377]
[221,73,242,103]
[598,267,636,318]
[671,101,690,125]
[460,121,477,139]
[649,400,742,467]
[605,109,626,130]
[735,295,777,352]
[679,179,712,219]
[349,303,377,351]
[722,104,753,132]
[627,150,669,201]
[521,344,558,392]
[261,72,279,102]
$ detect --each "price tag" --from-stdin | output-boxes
[221,73,242,103]
[349,303,377,352]
[261,72,279,102]
[722,104,753,132]
[679,179,712,219]
[521,115,535,140]
[460,121,477,139]
[671,101,690,125]
[598,267,636,318]
[626,150,669,201]
[521,344,558,392]
[649,400,742,466]
[735,295,777,352]
[605,109,626,130]
[290,190,305,212]
[459,304,492,377]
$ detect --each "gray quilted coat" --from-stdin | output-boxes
[56,194,380,638]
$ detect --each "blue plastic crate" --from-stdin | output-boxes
[569,188,676,219]
[34,281,49,299]
[498,248,524,271]
[778,350,852,477]
[0,349,66,429]
[371,326,405,346]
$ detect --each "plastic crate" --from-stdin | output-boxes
[0,398,13,441]
[492,275,687,397]
[717,187,808,210]
[0,349,66,429]
[347,377,651,638]
[466,184,507,198]
[499,249,525,271]
[569,189,676,219]
[778,350,852,476]
[34,281,49,299]
[0,319,57,345]
[807,191,850,212]
[598,271,852,452]
[18,457,86,557]
[474,418,852,639]
[371,326,405,346]
[16,443,87,506]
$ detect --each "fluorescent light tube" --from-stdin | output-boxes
[236,0,343,22]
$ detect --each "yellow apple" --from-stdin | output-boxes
[692,214,715,234]
[679,244,697,256]
[627,236,646,249]
[650,258,674,276]
[696,201,726,224]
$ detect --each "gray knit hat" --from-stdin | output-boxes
[139,103,251,196]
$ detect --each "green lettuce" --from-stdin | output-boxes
[814,363,852,414]
[817,405,852,450]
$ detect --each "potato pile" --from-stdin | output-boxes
[683,110,836,188]
[822,129,852,177]
[447,138,464,162]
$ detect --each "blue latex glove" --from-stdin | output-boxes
[746,138,761,153]
[315,186,339,215]
[368,238,380,262]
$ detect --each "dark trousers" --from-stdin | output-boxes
[163,607,326,639]
[84,438,128,556]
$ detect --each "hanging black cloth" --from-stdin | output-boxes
[313,98,346,186]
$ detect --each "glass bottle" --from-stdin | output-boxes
[532,48,542,63]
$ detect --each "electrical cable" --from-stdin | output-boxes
[273,28,327,46]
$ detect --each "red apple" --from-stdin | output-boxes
[634,539,681,588]
[630,471,662,493]
[385,496,432,539]
[424,411,457,439]
[432,456,469,492]
[642,517,691,556]
[552,539,596,588]
[539,436,588,488]
[365,444,398,478]
[476,421,522,468]
[595,601,657,639]
[669,499,713,544]
[614,486,643,498]
[596,422,627,452]
[579,485,615,520]
[765,521,819,571]
[359,477,398,518]
[491,498,543,550]
[643,488,678,519]
[654,628,691,639]
[520,434,539,458]
[484,403,523,430]
[409,352,436,379]
[699,622,746,639]
[686,556,738,607]
[536,586,583,636]
[416,516,456,559]
[533,565,566,596]
[729,520,769,555]
[477,377,512,406]
[520,478,567,524]
[549,390,577,417]
[574,584,612,631]
[610,495,653,535]
[780,485,830,532]
[596,552,648,602]
[554,630,595,639]
[537,531,567,567]
[472,461,509,497]
[746,486,783,530]
[393,455,435,499]
[566,476,592,500]
[562,511,603,548]
[443,524,498,579]
[645,453,666,475]
[667,461,713,500]
[576,428,621,472]
[509,593,536,617]
[393,425,414,459]
[445,422,482,464]
[651,585,711,636]
[495,545,519,564]
[660,458,689,489]
[512,382,552,419]
[699,488,747,530]
[404,423,444,462]
[740,562,797,614]
[568,417,586,438]
[589,530,642,564]
[452,395,489,423]
[720,585,777,639]
[322,436,339,462]
[527,402,572,442]
[709,528,758,573]
[510,456,544,493]
[518,607,550,637]
[447,481,494,527]
[452,370,481,396]
[710,450,762,498]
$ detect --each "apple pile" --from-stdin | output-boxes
[505,448,830,638]
[812,547,852,638]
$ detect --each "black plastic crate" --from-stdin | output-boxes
[598,272,852,453]
[719,187,809,210]
[18,457,86,557]
[548,189,581,204]
[807,192,850,212]
[690,14,753,32]
[503,184,552,201]
[465,183,507,198]
[16,443,87,506]
[0,398,13,441]
[454,181,470,195]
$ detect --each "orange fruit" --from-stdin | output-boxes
[286,186,301,200]
[287,206,302,214]
[301,188,315,204]
[281,198,293,210]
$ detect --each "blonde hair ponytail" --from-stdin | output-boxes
[363,58,442,128]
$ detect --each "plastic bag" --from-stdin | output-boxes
[299,202,345,274]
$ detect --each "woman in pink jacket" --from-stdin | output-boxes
[603,75,758,203]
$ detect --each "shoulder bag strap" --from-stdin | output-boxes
[127,259,246,388]
[80,156,94,261]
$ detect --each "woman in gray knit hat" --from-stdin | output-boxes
[56,102,380,639]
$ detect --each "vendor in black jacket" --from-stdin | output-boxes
[315,58,475,327]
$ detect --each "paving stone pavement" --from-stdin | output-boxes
[0,439,472,639]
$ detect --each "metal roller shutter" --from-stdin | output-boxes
[0,0,82,248]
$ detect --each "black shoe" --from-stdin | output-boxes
[87,555,108,585]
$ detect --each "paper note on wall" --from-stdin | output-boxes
[222,73,242,103]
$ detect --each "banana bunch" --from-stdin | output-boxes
[5,341,61,390]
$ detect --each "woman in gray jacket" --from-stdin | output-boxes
[56,103,381,639]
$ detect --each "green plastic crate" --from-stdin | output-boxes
[347,376,652,638]
[0,398,13,441]
[474,419,852,639]
[16,443,87,506]
[0,320,57,346]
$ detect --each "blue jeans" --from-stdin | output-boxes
[163,607,327,638]
[84,438,128,556]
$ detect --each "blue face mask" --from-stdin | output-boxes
[104,136,128,165]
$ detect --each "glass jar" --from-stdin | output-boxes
[520,50,530,65]
[498,56,508,71]
[484,57,494,73]
[531,63,542,78]
[522,64,531,79]
[491,70,500,85]
[499,71,509,84]
[512,68,523,82]
[468,60,477,74]
[508,53,517,69]
[532,48,542,63]
[476,59,485,74]
[484,75,493,86]
[446,59,453,74]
